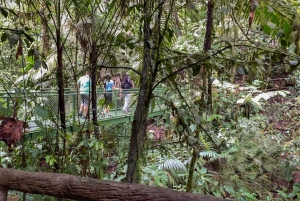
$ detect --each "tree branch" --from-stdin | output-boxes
[0,168,228,201]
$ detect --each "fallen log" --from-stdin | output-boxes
[0,168,228,201]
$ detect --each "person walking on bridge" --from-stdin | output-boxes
[77,70,91,119]
[121,73,134,113]
[101,73,119,117]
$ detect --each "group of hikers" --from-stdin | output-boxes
[77,70,134,119]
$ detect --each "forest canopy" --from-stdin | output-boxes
[0,0,300,200]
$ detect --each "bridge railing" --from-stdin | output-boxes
[0,87,171,140]
[0,87,167,122]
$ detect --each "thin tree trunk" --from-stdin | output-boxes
[91,43,99,137]
[0,168,227,201]
[186,147,198,192]
[0,186,8,201]
[204,0,214,112]
[56,0,66,161]
[126,1,153,183]
[204,0,214,52]
[187,0,214,192]
[90,4,99,137]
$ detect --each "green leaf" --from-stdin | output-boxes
[34,120,46,131]
[34,105,49,120]
[166,28,174,42]
[28,49,35,56]
[224,185,236,195]
[8,33,19,46]
[148,40,155,48]
[34,59,42,69]
[220,6,229,13]
[194,114,201,124]
[0,6,8,18]
[277,91,287,97]
[192,65,201,76]
[199,151,218,158]
[263,24,272,35]
[277,30,284,38]
[116,32,126,44]
[0,105,12,116]
[95,141,103,151]
[189,124,196,132]
[287,193,296,198]
[237,197,245,201]
[150,97,155,112]
[199,167,207,174]
[288,43,296,54]
[207,114,222,122]
[188,136,197,145]
[126,41,134,50]
[267,22,276,29]
[241,190,256,199]
[1,32,8,42]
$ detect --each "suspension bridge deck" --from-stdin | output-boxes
[0,88,169,140]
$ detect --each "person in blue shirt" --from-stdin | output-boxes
[101,73,119,117]
[77,70,91,119]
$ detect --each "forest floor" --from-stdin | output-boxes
[7,73,300,201]
[235,70,300,190]
[264,89,300,185]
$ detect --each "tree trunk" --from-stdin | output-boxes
[56,0,66,159]
[204,0,214,52]
[125,1,153,183]
[186,147,198,192]
[0,168,228,201]
[90,4,99,137]
[204,0,214,112]
[90,42,99,137]
[188,0,214,192]
[0,186,8,201]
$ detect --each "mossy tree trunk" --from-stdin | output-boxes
[204,0,214,112]
[90,4,99,137]
[55,0,66,161]
[125,1,154,183]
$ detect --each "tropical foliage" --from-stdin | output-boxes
[0,0,300,200]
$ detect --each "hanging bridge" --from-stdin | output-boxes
[0,88,170,141]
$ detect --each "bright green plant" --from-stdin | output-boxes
[0,141,11,168]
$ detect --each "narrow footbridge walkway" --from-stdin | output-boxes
[0,88,169,140]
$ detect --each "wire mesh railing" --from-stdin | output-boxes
[0,87,167,123]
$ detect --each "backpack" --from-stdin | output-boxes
[121,78,132,90]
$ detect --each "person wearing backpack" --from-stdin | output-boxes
[121,73,134,113]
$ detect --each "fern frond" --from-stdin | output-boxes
[199,150,219,159]
[158,158,187,171]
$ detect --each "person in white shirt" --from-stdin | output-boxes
[77,70,91,119]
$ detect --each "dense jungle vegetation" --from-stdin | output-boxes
[0,0,300,200]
